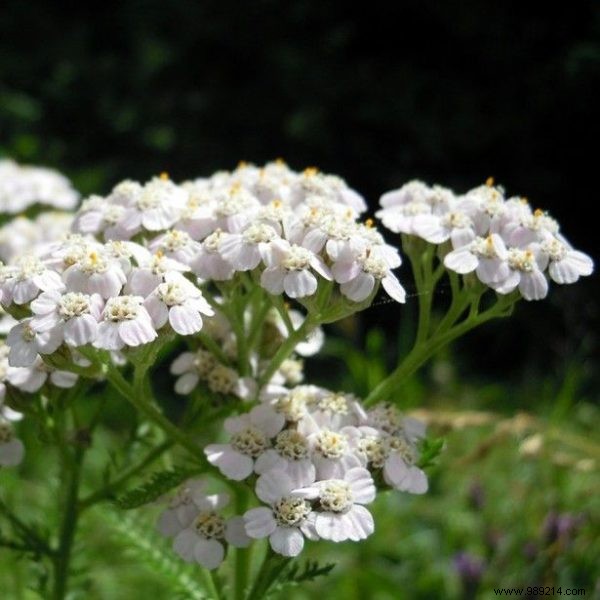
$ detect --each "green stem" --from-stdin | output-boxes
[105,366,206,466]
[198,331,231,366]
[246,295,273,354]
[52,442,84,600]
[364,295,516,406]
[78,440,173,511]
[409,243,436,345]
[245,549,292,600]
[199,568,221,600]
[258,317,314,388]
[234,489,249,600]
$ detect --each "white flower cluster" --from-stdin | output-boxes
[202,388,427,557]
[0,237,214,363]
[0,213,75,265]
[377,179,593,300]
[0,159,79,213]
[0,208,81,467]
[0,341,25,467]
[156,479,250,570]
[170,306,323,398]
[72,165,406,304]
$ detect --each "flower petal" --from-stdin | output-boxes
[244,507,277,539]
[269,527,305,557]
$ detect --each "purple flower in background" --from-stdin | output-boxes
[453,552,485,599]
[542,511,585,545]
[453,552,486,584]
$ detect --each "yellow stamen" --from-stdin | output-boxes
[159,172,169,181]
[534,208,544,217]
[365,218,374,228]
[485,176,495,187]
[303,167,318,177]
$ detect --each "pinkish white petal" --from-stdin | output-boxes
[269,527,305,557]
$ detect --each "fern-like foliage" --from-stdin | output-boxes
[251,557,336,599]
[104,509,209,599]
[418,436,445,469]
[279,560,336,586]
[115,468,197,509]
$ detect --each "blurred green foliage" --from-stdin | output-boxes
[1,337,598,599]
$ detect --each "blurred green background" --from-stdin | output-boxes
[0,1,598,598]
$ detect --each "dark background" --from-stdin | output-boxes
[1,0,598,392]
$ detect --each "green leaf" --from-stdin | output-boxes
[418,437,445,469]
[268,560,336,597]
[115,468,197,509]
[103,510,209,599]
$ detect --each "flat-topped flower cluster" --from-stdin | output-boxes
[0,159,79,214]
[157,393,426,567]
[377,179,593,300]
[72,164,406,303]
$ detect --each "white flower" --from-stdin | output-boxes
[30,291,103,347]
[0,159,78,213]
[289,168,367,214]
[0,255,65,306]
[5,356,78,393]
[254,429,316,487]
[260,240,331,298]
[198,185,261,234]
[127,253,190,297]
[444,234,511,285]
[0,420,25,467]
[494,247,549,301]
[170,487,250,570]
[118,176,187,234]
[355,428,428,494]
[381,435,428,494]
[204,406,285,481]
[73,196,128,240]
[297,467,376,542]
[219,223,280,271]
[0,217,39,264]
[244,469,318,557]
[148,230,202,265]
[308,391,361,431]
[540,236,594,284]
[144,272,213,335]
[7,319,63,367]
[332,244,406,304]
[157,479,227,538]
[170,349,217,394]
[63,247,127,299]
[94,296,157,350]
[412,204,477,247]
[501,207,560,247]
[376,180,442,235]
[306,428,363,479]
[190,230,235,281]
[205,364,255,399]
